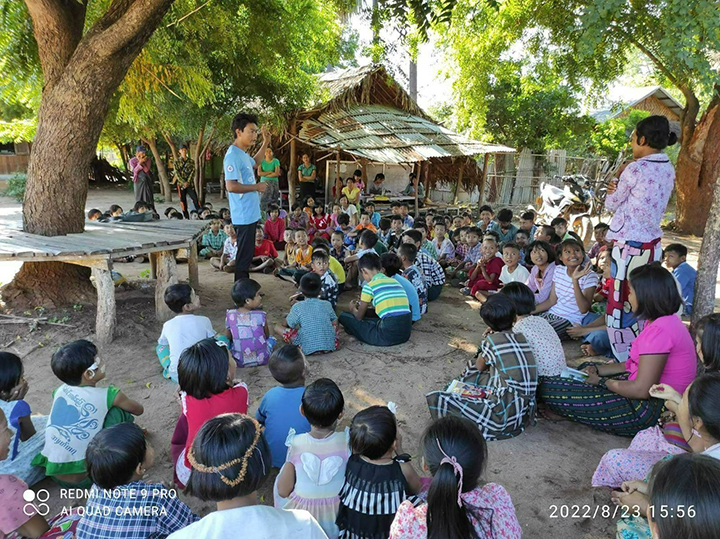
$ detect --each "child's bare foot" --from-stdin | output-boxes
[581,344,597,356]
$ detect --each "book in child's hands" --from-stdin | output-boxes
[560,367,589,382]
[446,380,490,400]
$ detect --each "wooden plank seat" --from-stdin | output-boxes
[0,220,209,345]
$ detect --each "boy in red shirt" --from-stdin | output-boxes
[250,225,280,273]
[264,204,286,251]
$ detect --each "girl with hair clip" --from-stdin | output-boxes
[389,416,521,539]
[593,313,720,488]
[604,115,678,362]
[611,373,720,539]
[169,414,327,538]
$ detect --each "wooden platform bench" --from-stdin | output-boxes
[0,220,209,345]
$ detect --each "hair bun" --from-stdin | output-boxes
[668,132,678,146]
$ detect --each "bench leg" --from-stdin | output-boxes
[155,250,178,322]
[188,241,199,290]
[91,266,116,345]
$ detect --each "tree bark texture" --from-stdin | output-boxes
[0,262,94,309]
[675,98,720,236]
[91,266,116,345]
[22,0,176,236]
[144,137,172,201]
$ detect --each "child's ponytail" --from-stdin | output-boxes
[423,416,491,539]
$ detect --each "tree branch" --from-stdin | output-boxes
[24,0,87,87]
[166,0,212,27]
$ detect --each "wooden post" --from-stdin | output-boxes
[188,240,199,290]
[453,160,464,205]
[91,265,116,346]
[335,151,341,203]
[149,252,158,280]
[414,162,421,218]
[423,161,431,204]
[360,158,368,195]
[479,153,490,203]
[155,250,178,323]
[289,120,298,207]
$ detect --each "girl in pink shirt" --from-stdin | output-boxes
[537,263,695,437]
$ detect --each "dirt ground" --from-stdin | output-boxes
[0,186,715,539]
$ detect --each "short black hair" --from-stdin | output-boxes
[550,217,568,227]
[302,378,344,428]
[479,294,516,332]
[231,112,259,138]
[299,272,322,298]
[109,204,123,214]
[231,279,261,308]
[499,282,536,317]
[164,283,194,313]
[478,205,494,214]
[635,115,677,150]
[502,242,520,253]
[223,218,233,227]
[358,252,382,273]
[434,221,446,230]
[291,202,302,211]
[311,249,329,263]
[164,207,176,217]
[359,229,378,248]
[0,352,23,394]
[178,338,231,400]
[268,344,305,385]
[526,240,556,265]
[268,204,279,213]
[86,423,147,489]
[696,313,720,373]
[51,339,98,386]
[170,212,184,220]
[403,229,422,244]
[391,202,401,209]
[380,252,403,277]
[185,414,270,501]
[466,227,482,238]
[349,405,396,459]
[648,453,720,539]
[515,229,530,239]
[364,201,375,209]
[483,230,500,243]
[688,372,720,441]
[133,201,149,212]
[594,222,610,231]
[397,242,417,263]
[664,243,688,258]
[379,218,391,231]
[400,202,410,210]
[520,211,535,221]
[558,238,586,260]
[390,214,403,223]
[331,229,344,239]
[337,213,350,226]
[353,169,362,177]
[374,173,385,181]
[87,209,101,219]
[496,208,513,222]
[629,262,682,320]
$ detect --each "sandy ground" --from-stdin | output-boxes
[0,186,715,539]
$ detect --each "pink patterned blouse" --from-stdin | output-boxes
[605,154,675,243]
[389,483,522,539]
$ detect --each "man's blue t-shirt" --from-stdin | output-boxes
[673,261,697,316]
[393,274,420,322]
[224,144,260,225]
[256,386,311,468]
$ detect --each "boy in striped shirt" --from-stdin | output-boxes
[339,253,412,346]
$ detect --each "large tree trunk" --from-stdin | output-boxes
[692,162,720,328]
[144,136,172,201]
[11,0,176,309]
[1,262,95,309]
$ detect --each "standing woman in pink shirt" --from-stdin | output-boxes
[604,116,678,361]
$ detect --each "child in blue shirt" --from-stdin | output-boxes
[255,344,311,468]
[664,243,697,315]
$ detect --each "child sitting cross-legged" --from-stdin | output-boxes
[78,423,199,538]
[278,229,313,280]
[157,284,218,383]
[172,339,249,489]
[310,248,339,307]
[398,243,428,316]
[32,340,144,488]
[275,378,349,539]
[312,237,346,289]
[500,282,566,378]
[330,230,347,265]
[225,279,276,368]
[0,352,48,486]
[401,230,446,301]
[200,219,228,258]
[264,204,286,251]
[335,213,356,250]
[463,237,504,302]
[250,225,280,274]
[256,345,311,469]
[169,414,328,539]
[344,229,379,290]
[664,243,697,316]
[337,406,421,539]
[389,416,522,539]
[275,273,339,356]
[426,294,537,441]
[499,242,530,285]
[431,221,454,266]
[210,219,237,273]
[339,253,413,347]
[381,253,421,323]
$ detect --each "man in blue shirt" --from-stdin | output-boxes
[487,208,519,244]
[664,243,697,316]
[224,112,269,280]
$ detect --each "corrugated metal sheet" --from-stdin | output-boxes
[297,104,514,163]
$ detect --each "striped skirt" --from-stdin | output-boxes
[537,373,664,437]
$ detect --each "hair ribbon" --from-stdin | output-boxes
[437,439,464,507]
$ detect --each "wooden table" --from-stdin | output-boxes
[0,220,208,344]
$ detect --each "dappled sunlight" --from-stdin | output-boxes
[447,337,477,354]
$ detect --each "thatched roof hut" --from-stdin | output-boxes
[276,64,514,205]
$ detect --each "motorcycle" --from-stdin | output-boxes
[533,174,595,245]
